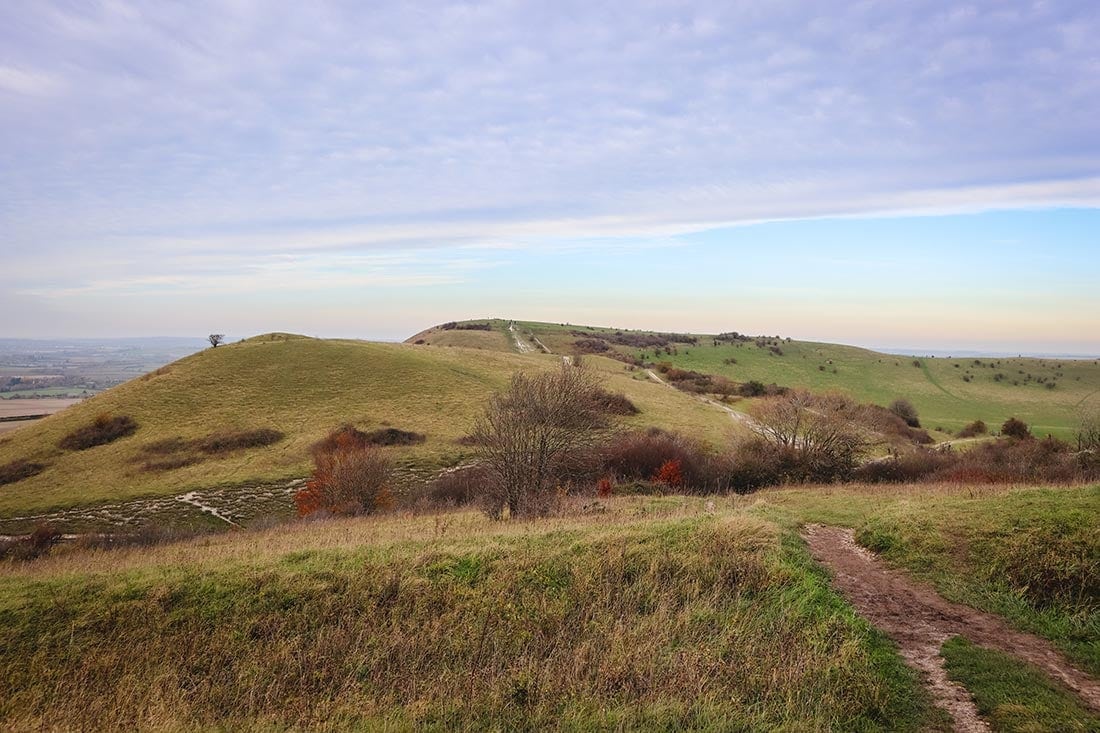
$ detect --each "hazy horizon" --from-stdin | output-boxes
[3,2,1098,352]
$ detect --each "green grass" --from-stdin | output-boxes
[0,499,946,732]
[941,636,1100,732]
[757,483,1100,676]
[4,484,1098,730]
[0,334,734,517]
[489,320,1100,441]
[406,318,515,351]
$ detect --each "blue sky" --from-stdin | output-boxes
[2,1,1098,352]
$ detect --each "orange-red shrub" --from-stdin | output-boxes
[653,459,684,488]
[295,428,395,517]
[596,476,614,498]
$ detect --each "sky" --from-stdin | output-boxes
[2,1,1099,353]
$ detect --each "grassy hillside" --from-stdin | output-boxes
[422,320,1100,441]
[0,333,734,518]
[406,319,514,351]
[0,493,945,732]
[3,483,1096,730]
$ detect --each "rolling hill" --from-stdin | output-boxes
[0,332,733,522]
[409,319,1100,441]
[4,318,1098,528]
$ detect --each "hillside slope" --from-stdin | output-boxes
[410,320,1100,439]
[0,493,946,731]
[0,334,734,517]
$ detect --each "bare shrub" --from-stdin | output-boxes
[747,390,870,482]
[888,399,921,428]
[853,449,957,483]
[0,524,62,562]
[0,459,48,486]
[1000,417,1032,440]
[141,455,201,472]
[136,429,283,471]
[58,414,138,451]
[362,428,426,447]
[957,420,988,438]
[426,464,491,507]
[472,365,612,519]
[573,338,611,354]
[600,428,709,488]
[197,428,284,454]
[858,404,933,445]
[591,388,639,415]
[311,424,424,452]
[928,436,1091,484]
[738,380,767,397]
[721,438,803,493]
[1076,410,1100,452]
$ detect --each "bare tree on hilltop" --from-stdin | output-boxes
[208,334,225,348]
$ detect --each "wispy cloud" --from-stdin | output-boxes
[1,1,1098,342]
[0,64,63,96]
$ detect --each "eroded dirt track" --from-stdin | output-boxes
[803,524,1100,731]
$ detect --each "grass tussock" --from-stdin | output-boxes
[0,501,941,732]
[58,414,138,451]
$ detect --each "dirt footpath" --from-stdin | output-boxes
[803,524,1100,731]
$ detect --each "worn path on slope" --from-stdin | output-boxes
[803,524,1100,731]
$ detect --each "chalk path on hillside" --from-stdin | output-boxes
[803,524,1100,731]
[508,323,538,354]
[645,369,757,428]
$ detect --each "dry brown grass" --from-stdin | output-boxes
[0,494,939,731]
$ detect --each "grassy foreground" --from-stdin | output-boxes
[0,497,943,732]
[4,483,1099,731]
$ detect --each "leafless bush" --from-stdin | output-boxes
[720,438,804,492]
[311,424,424,453]
[1076,409,1100,452]
[747,390,870,482]
[1000,417,1032,440]
[472,365,612,519]
[853,448,957,483]
[600,428,710,488]
[362,428,426,446]
[426,464,492,507]
[58,414,138,451]
[0,459,47,486]
[0,524,62,562]
[957,420,988,438]
[888,398,921,428]
[574,338,611,354]
[141,455,201,472]
[591,388,639,415]
[197,428,284,454]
